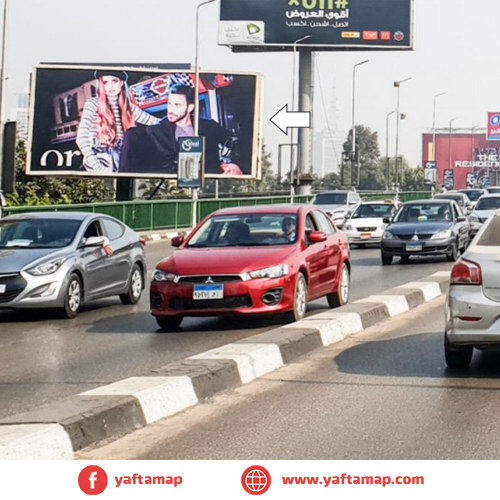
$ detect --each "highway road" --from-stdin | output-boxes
[81,295,500,461]
[0,242,451,419]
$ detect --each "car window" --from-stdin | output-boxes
[476,197,500,211]
[313,211,334,235]
[83,220,103,239]
[452,204,461,219]
[102,219,125,241]
[394,203,452,223]
[352,204,395,219]
[313,193,347,206]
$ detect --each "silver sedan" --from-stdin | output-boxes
[0,212,146,318]
[445,208,500,368]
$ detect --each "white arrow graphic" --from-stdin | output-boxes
[270,105,311,135]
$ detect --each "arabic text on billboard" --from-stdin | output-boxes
[27,66,262,179]
[219,0,413,50]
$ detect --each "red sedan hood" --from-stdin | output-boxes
[157,246,296,275]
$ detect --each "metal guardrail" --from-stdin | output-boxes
[2,192,432,231]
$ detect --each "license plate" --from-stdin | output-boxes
[193,284,224,300]
[406,242,423,252]
[0,285,5,294]
[360,233,372,239]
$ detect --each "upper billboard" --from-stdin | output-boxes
[27,65,263,179]
[488,112,500,141]
[219,0,414,51]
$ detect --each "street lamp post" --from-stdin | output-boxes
[290,35,312,195]
[385,110,396,191]
[394,78,412,196]
[0,0,10,212]
[448,117,459,189]
[193,0,216,226]
[470,125,480,186]
[351,60,369,186]
[432,92,446,162]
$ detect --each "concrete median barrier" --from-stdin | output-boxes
[0,270,450,459]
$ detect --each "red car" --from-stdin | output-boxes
[150,205,351,330]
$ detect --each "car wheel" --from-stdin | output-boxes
[445,337,473,369]
[60,274,82,319]
[447,240,459,262]
[156,316,184,331]
[284,272,308,323]
[381,251,393,266]
[327,263,350,308]
[120,264,143,305]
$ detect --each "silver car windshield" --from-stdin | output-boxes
[0,219,82,249]
[394,204,452,223]
[187,214,298,248]
[476,198,500,211]
[313,193,347,205]
[352,204,394,219]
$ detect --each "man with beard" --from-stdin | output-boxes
[119,84,243,175]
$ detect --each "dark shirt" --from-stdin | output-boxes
[119,119,232,175]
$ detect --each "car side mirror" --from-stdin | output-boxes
[308,231,327,244]
[457,216,467,223]
[171,236,184,247]
[383,218,392,224]
[84,236,106,248]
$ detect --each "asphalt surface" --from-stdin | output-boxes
[0,242,451,419]
[81,296,500,461]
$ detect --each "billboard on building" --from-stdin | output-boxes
[219,0,414,51]
[487,112,500,141]
[422,131,500,190]
[27,65,263,180]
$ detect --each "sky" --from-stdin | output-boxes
[4,0,500,171]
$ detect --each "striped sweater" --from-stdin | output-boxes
[76,97,160,171]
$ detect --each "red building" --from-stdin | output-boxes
[422,131,500,189]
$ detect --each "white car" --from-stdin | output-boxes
[343,200,400,247]
[469,194,500,237]
[311,191,361,229]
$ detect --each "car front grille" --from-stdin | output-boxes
[357,227,377,232]
[169,295,252,310]
[397,234,434,241]
[0,273,27,304]
[177,275,243,284]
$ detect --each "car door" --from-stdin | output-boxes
[78,219,115,298]
[101,218,132,293]
[301,212,324,297]
[312,210,341,295]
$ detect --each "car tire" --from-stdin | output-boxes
[381,251,393,266]
[327,263,350,308]
[445,337,473,369]
[60,273,83,319]
[447,240,459,262]
[284,272,308,323]
[120,264,143,305]
[156,316,184,331]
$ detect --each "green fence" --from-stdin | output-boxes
[1,192,431,231]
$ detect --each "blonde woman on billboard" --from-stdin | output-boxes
[76,70,159,173]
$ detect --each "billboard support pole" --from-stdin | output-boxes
[297,47,313,195]
[0,0,10,218]
[386,111,395,191]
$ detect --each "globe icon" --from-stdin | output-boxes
[245,469,268,493]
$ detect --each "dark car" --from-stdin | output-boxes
[380,200,470,265]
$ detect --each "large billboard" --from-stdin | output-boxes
[422,132,500,190]
[27,65,263,179]
[219,0,413,51]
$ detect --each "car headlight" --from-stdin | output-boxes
[344,224,354,231]
[153,269,177,282]
[333,210,346,217]
[243,264,289,281]
[383,231,396,240]
[27,258,66,276]
[470,215,480,223]
[431,229,452,240]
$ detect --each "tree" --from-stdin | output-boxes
[6,141,113,206]
[343,126,385,190]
